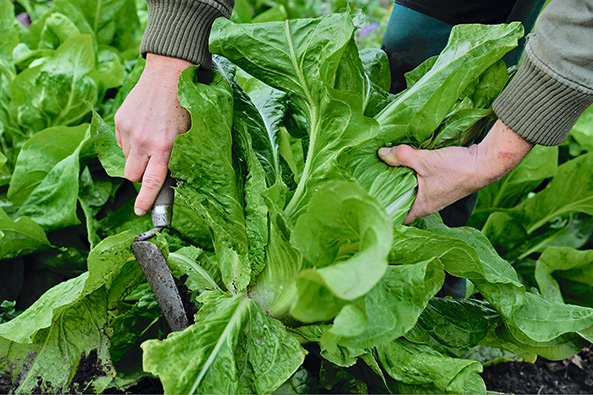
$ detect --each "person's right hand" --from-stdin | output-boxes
[114,53,193,216]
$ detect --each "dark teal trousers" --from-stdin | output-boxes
[381,1,545,297]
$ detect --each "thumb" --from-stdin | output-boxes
[377,145,419,168]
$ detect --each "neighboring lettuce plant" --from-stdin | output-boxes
[2,6,593,395]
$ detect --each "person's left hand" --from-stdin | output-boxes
[377,120,534,224]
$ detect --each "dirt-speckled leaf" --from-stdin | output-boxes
[0,290,116,394]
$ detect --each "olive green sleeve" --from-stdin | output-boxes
[140,0,235,69]
[493,0,593,146]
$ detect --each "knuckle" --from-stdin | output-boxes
[154,140,174,154]
[134,134,150,149]
[393,145,411,158]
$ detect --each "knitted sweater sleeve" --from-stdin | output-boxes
[493,0,593,146]
[139,0,235,69]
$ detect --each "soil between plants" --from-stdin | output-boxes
[112,345,593,394]
[480,344,593,394]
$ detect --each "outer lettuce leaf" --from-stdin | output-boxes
[142,290,306,395]
[410,219,525,319]
[0,232,141,393]
[170,67,251,293]
[325,258,444,350]
[406,298,502,357]
[0,208,52,260]
[377,338,485,395]
[535,247,593,306]
[0,232,136,343]
[290,181,392,322]
[481,326,589,362]
[511,293,593,343]
[413,217,593,356]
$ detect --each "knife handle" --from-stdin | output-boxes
[152,173,175,230]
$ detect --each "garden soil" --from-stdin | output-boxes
[481,344,593,394]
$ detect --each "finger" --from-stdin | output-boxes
[402,210,417,225]
[121,136,131,159]
[378,145,418,168]
[124,150,149,183]
[403,198,426,225]
[134,157,169,216]
[115,125,123,149]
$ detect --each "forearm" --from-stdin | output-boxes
[140,0,235,68]
[473,119,534,186]
[493,0,593,146]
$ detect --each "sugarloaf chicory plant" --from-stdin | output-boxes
[2,7,593,395]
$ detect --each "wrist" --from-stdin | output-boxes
[474,119,534,185]
[141,53,193,91]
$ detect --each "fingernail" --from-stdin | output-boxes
[378,147,391,157]
[135,207,145,216]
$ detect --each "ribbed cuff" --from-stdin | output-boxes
[493,48,593,146]
[140,0,233,69]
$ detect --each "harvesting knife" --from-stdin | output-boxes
[131,174,189,332]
